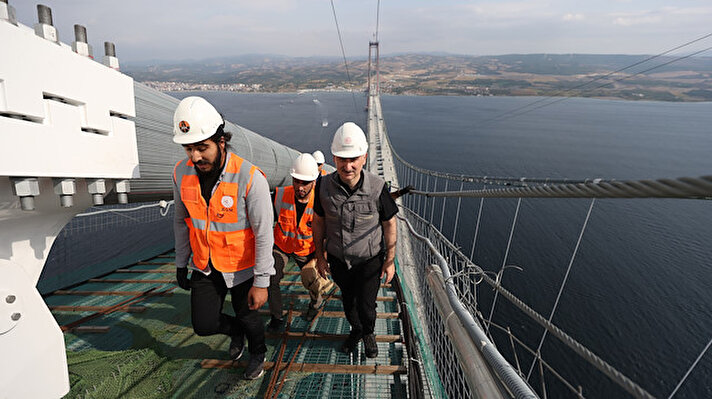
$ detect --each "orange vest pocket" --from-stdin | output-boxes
[222,230,256,270]
[181,186,200,203]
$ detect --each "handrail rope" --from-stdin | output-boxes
[75,200,174,217]
[489,321,586,399]
[538,353,547,399]
[388,134,604,187]
[429,178,437,222]
[375,91,661,398]
[400,206,656,399]
[397,211,539,399]
[451,180,465,243]
[667,335,712,399]
[469,195,485,259]
[392,152,601,187]
[485,197,522,336]
[418,173,425,216]
[526,198,596,381]
[507,327,524,375]
[410,175,712,200]
[419,174,427,216]
[438,180,449,229]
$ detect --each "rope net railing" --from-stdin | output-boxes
[396,183,665,398]
[366,92,712,398]
[391,151,711,399]
[410,176,712,200]
[39,200,176,295]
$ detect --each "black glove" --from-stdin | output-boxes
[176,267,191,290]
[391,185,415,199]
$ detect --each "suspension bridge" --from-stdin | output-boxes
[2,2,712,398]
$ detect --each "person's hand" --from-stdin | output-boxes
[176,267,191,290]
[390,185,415,199]
[316,257,330,279]
[248,286,268,310]
[380,259,395,284]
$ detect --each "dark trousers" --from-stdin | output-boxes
[190,266,266,355]
[328,254,383,336]
[268,246,313,319]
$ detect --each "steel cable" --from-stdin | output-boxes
[400,206,656,399]
[411,175,712,200]
[480,34,712,126]
[330,0,360,118]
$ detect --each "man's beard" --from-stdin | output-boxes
[295,189,309,200]
[194,150,222,177]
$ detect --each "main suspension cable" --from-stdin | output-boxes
[480,32,712,126]
[330,0,360,118]
[492,45,712,124]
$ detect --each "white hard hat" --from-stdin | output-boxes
[172,96,224,144]
[331,122,368,158]
[312,150,325,164]
[290,153,319,181]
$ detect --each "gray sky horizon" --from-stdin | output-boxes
[11,1,712,64]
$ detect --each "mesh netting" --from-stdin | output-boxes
[39,202,175,294]
[53,253,413,398]
[66,348,179,399]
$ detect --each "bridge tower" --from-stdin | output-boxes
[367,40,379,110]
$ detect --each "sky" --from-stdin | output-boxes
[10,0,712,64]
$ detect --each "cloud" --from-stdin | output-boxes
[461,1,555,20]
[563,13,585,21]
[10,0,712,61]
[613,15,661,26]
[662,6,712,16]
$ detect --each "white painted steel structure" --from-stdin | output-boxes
[0,8,310,397]
[0,15,138,398]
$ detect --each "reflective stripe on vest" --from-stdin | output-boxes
[175,152,262,273]
[273,185,315,256]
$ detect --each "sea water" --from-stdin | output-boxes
[173,91,712,398]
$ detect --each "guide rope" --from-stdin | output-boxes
[410,175,712,200]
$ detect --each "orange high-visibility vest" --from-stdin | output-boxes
[273,185,315,256]
[173,153,263,273]
[320,169,328,176]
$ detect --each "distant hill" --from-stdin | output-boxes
[122,53,712,101]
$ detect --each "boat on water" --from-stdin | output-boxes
[322,120,329,128]
[2,2,711,399]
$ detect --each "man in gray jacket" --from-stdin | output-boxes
[171,96,275,380]
[313,122,398,358]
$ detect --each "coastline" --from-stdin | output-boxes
[152,84,712,103]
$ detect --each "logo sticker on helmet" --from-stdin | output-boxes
[179,121,190,133]
[221,196,234,208]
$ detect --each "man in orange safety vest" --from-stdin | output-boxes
[172,96,275,380]
[267,153,334,331]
